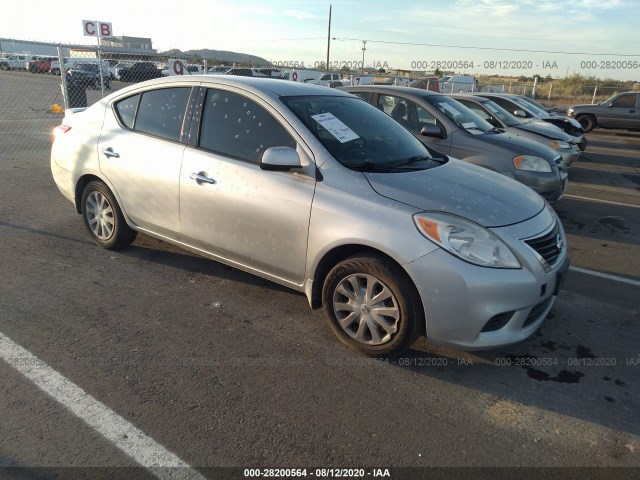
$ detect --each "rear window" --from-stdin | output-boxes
[128,88,191,141]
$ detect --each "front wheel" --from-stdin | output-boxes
[577,114,596,133]
[322,255,422,357]
[81,181,137,250]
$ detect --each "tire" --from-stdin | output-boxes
[0,63,9,71]
[51,68,60,76]
[322,254,422,357]
[81,181,137,250]
[576,114,596,133]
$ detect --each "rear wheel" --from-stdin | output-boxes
[322,255,422,357]
[576,114,596,133]
[0,63,9,71]
[81,181,137,250]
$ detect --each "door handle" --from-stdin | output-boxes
[190,172,216,185]
[101,147,120,158]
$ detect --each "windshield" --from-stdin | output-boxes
[480,99,522,127]
[282,95,442,171]
[514,97,548,117]
[424,95,495,133]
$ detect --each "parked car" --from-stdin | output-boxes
[224,67,282,78]
[439,75,477,93]
[27,56,58,73]
[409,76,440,92]
[118,62,162,83]
[474,93,587,150]
[66,63,111,89]
[450,94,580,166]
[567,92,640,132]
[342,85,567,202]
[51,76,569,356]
[0,54,36,70]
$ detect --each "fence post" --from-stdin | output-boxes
[502,84,505,93]
[591,83,598,104]
[204,58,208,74]
[548,83,552,100]
[532,76,538,99]
[57,45,69,111]
[508,82,512,93]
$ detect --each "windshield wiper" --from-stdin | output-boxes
[388,155,446,169]
[344,160,396,172]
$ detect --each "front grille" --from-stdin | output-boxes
[522,296,554,328]
[525,222,563,267]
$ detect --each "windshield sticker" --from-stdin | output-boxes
[465,125,484,135]
[311,113,360,143]
[438,103,462,117]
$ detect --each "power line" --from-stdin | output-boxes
[331,37,640,57]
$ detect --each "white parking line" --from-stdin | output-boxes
[563,194,640,209]
[0,332,206,480]
[569,266,640,288]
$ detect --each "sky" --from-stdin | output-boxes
[4,0,640,81]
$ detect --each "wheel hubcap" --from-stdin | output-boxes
[85,191,115,240]
[333,274,400,345]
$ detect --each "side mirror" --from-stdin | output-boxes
[513,109,527,118]
[260,147,303,171]
[420,124,446,139]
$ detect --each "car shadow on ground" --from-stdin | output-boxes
[386,288,639,438]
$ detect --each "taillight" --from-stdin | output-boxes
[52,124,71,140]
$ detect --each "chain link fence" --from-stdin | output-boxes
[2,39,638,165]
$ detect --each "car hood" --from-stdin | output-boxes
[466,130,558,161]
[364,159,545,228]
[514,122,573,142]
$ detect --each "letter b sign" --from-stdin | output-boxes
[83,20,113,37]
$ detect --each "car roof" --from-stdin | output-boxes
[114,75,355,100]
[342,85,442,99]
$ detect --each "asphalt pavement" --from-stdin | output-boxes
[0,71,639,479]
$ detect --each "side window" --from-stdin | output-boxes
[460,101,491,120]
[114,94,140,129]
[377,95,435,131]
[351,92,370,102]
[134,88,191,141]
[612,94,636,108]
[199,89,296,163]
[493,97,525,116]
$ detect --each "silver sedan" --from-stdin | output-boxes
[51,76,569,355]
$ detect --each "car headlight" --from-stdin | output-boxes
[550,140,571,149]
[567,108,574,117]
[513,155,552,172]
[413,212,521,268]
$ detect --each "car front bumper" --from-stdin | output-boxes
[404,210,569,350]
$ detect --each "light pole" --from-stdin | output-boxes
[361,40,367,74]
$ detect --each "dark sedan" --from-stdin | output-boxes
[118,62,162,83]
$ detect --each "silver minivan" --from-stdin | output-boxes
[51,76,569,356]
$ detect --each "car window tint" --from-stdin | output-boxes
[377,94,436,130]
[115,94,140,129]
[612,94,636,108]
[199,89,296,163]
[351,92,370,102]
[134,88,191,141]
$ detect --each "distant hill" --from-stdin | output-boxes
[159,48,271,66]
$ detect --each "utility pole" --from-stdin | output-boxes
[326,5,332,71]
[361,40,367,74]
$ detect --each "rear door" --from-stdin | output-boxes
[98,86,193,237]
